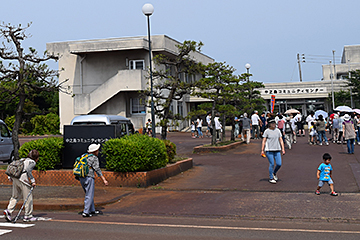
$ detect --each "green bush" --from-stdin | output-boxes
[102,134,168,172]
[4,115,15,132]
[30,113,60,135]
[163,140,177,163]
[19,137,63,171]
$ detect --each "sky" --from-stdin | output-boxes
[1,0,360,83]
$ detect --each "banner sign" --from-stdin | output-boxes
[261,87,327,95]
[271,95,275,113]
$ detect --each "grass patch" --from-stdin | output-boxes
[169,156,188,164]
[0,165,8,170]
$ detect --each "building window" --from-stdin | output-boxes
[129,60,145,70]
[177,101,183,116]
[130,98,146,114]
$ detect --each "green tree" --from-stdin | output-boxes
[0,23,65,159]
[192,62,241,144]
[143,40,203,140]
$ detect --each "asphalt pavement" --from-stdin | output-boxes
[1,131,360,223]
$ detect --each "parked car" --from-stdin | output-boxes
[70,115,135,137]
[0,120,14,163]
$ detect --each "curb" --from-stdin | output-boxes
[0,192,134,211]
[193,141,243,153]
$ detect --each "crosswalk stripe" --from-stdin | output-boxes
[0,230,12,235]
[0,222,35,228]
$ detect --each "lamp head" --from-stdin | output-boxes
[245,63,251,70]
[142,3,154,16]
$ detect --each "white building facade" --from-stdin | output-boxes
[47,35,214,133]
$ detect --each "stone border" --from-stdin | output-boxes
[193,141,243,154]
[0,158,193,188]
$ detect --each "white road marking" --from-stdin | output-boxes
[52,219,360,234]
[0,230,12,235]
[0,222,35,228]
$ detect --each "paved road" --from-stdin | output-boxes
[1,132,360,239]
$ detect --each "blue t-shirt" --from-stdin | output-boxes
[318,163,332,181]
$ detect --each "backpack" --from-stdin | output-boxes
[5,159,25,178]
[284,122,292,134]
[73,154,93,178]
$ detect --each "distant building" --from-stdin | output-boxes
[47,35,214,133]
[322,45,360,81]
[262,44,360,115]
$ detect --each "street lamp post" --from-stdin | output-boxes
[142,3,155,138]
[245,63,251,81]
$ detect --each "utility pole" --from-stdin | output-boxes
[332,50,336,80]
[297,53,302,82]
[348,59,354,108]
[330,60,335,110]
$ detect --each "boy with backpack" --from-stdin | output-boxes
[76,144,109,217]
[283,117,295,149]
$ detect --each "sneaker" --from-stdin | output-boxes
[3,210,11,222]
[330,191,338,196]
[293,141,297,144]
[319,143,322,146]
[358,142,360,145]
[82,213,92,218]
[326,142,329,146]
[272,174,278,181]
[309,142,313,145]
[315,190,320,195]
[269,179,277,184]
[23,216,38,222]
[90,210,103,215]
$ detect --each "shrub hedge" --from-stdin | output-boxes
[163,140,177,163]
[19,137,63,171]
[102,134,168,172]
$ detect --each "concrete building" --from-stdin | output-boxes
[262,44,359,115]
[47,35,214,133]
[322,45,360,81]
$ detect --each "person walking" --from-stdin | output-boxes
[306,112,316,143]
[4,150,39,222]
[290,115,297,144]
[355,114,360,145]
[196,117,203,138]
[332,114,340,143]
[283,117,295,149]
[337,115,345,144]
[260,112,267,137]
[80,144,109,217]
[315,153,338,196]
[205,113,212,137]
[342,114,356,154]
[251,110,262,139]
[316,115,329,146]
[214,114,222,141]
[145,119,152,136]
[240,113,252,144]
[190,121,196,138]
[234,117,240,138]
[261,119,285,184]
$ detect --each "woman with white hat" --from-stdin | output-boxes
[342,114,356,154]
[80,143,109,217]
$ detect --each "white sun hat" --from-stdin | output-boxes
[88,143,100,153]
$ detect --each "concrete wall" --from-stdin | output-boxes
[47,35,214,133]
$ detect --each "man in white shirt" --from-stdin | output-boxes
[251,110,262,139]
[214,114,222,141]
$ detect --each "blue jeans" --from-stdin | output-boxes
[356,129,360,143]
[318,131,328,144]
[80,176,96,214]
[347,139,355,154]
[197,127,203,137]
[265,151,282,179]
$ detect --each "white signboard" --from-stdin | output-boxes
[261,87,327,95]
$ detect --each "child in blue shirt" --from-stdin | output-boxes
[315,153,338,196]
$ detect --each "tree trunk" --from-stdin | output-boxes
[230,121,235,141]
[12,93,25,160]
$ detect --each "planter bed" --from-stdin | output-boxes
[0,158,192,188]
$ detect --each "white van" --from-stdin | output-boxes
[0,120,14,163]
[70,115,135,137]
